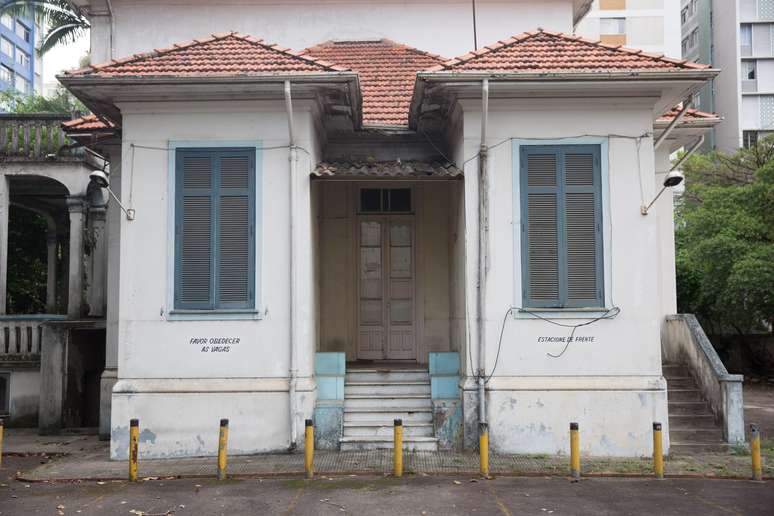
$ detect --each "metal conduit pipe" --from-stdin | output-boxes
[477,78,490,426]
[284,79,299,450]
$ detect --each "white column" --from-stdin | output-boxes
[46,223,58,313]
[87,206,107,317]
[0,176,9,315]
[66,197,86,319]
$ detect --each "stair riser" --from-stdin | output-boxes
[344,411,433,423]
[346,371,430,383]
[666,378,696,389]
[668,391,704,402]
[668,403,711,416]
[345,398,431,410]
[662,368,691,378]
[345,384,431,396]
[670,443,731,454]
[343,426,434,438]
[669,416,717,430]
[340,441,438,452]
[670,429,725,442]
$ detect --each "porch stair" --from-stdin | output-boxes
[664,363,730,454]
[340,367,438,451]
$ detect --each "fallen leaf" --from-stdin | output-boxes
[453,480,461,485]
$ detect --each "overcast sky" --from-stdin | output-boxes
[42,31,90,92]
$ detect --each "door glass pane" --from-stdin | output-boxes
[390,300,412,323]
[390,223,411,246]
[360,221,381,246]
[389,189,411,212]
[390,247,411,278]
[360,300,383,324]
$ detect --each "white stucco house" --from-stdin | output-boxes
[54,0,739,459]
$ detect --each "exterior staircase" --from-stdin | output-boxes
[664,363,730,454]
[340,367,438,451]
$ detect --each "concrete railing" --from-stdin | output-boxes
[663,314,745,444]
[0,114,80,159]
[0,315,66,358]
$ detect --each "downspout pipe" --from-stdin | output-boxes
[284,79,299,451]
[104,0,116,59]
[477,78,489,426]
[654,95,692,150]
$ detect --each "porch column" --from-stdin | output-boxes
[0,176,8,314]
[46,223,58,313]
[87,205,107,317]
[66,197,86,319]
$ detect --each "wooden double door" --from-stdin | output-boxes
[357,216,416,360]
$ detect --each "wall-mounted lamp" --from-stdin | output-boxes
[89,170,136,220]
[641,170,684,215]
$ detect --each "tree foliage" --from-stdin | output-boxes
[0,87,86,114]
[676,139,774,335]
[5,206,48,314]
[0,0,89,55]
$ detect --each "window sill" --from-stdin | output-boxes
[165,309,264,321]
[513,307,615,320]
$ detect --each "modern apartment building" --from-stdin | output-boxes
[575,0,681,58]
[0,11,41,100]
[681,0,774,151]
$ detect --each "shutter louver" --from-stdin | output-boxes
[524,151,561,306]
[179,149,213,305]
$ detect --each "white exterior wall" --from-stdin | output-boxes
[8,370,41,426]
[457,98,669,455]
[110,100,319,459]
[90,0,575,63]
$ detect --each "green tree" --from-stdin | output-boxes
[0,0,89,55]
[676,141,774,336]
[0,86,86,114]
[5,206,48,314]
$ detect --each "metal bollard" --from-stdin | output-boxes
[393,419,403,477]
[217,419,229,480]
[304,419,314,479]
[751,424,762,481]
[652,422,664,479]
[479,422,490,477]
[129,419,139,482]
[0,418,4,469]
[570,422,580,481]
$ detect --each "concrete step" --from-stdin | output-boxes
[670,442,732,454]
[668,401,712,416]
[343,422,434,438]
[668,389,704,402]
[346,370,430,383]
[340,436,438,452]
[344,395,431,410]
[670,428,725,442]
[343,407,433,424]
[666,377,697,389]
[669,414,717,430]
[344,382,431,397]
[662,364,691,378]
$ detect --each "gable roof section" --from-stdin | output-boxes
[62,114,116,132]
[657,107,720,122]
[430,29,711,73]
[301,39,445,126]
[64,32,348,77]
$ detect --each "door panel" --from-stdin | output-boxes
[357,217,416,360]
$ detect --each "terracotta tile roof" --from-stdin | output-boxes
[64,32,348,77]
[62,114,116,132]
[430,29,711,73]
[302,39,445,126]
[657,107,720,122]
[314,160,461,178]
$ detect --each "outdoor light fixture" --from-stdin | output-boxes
[640,170,685,215]
[89,170,136,220]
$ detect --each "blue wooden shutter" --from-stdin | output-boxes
[521,147,562,308]
[175,148,255,310]
[521,145,603,308]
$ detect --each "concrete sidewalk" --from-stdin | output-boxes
[4,429,771,482]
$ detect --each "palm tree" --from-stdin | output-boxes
[0,1,89,55]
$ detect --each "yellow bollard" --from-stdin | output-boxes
[393,419,403,477]
[217,419,229,480]
[652,422,664,479]
[751,424,762,481]
[0,418,4,469]
[304,419,314,479]
[479,422,490,478]
[129,418,139,482]
[570,422,580,481]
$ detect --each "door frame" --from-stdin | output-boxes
[351,182,424,363]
